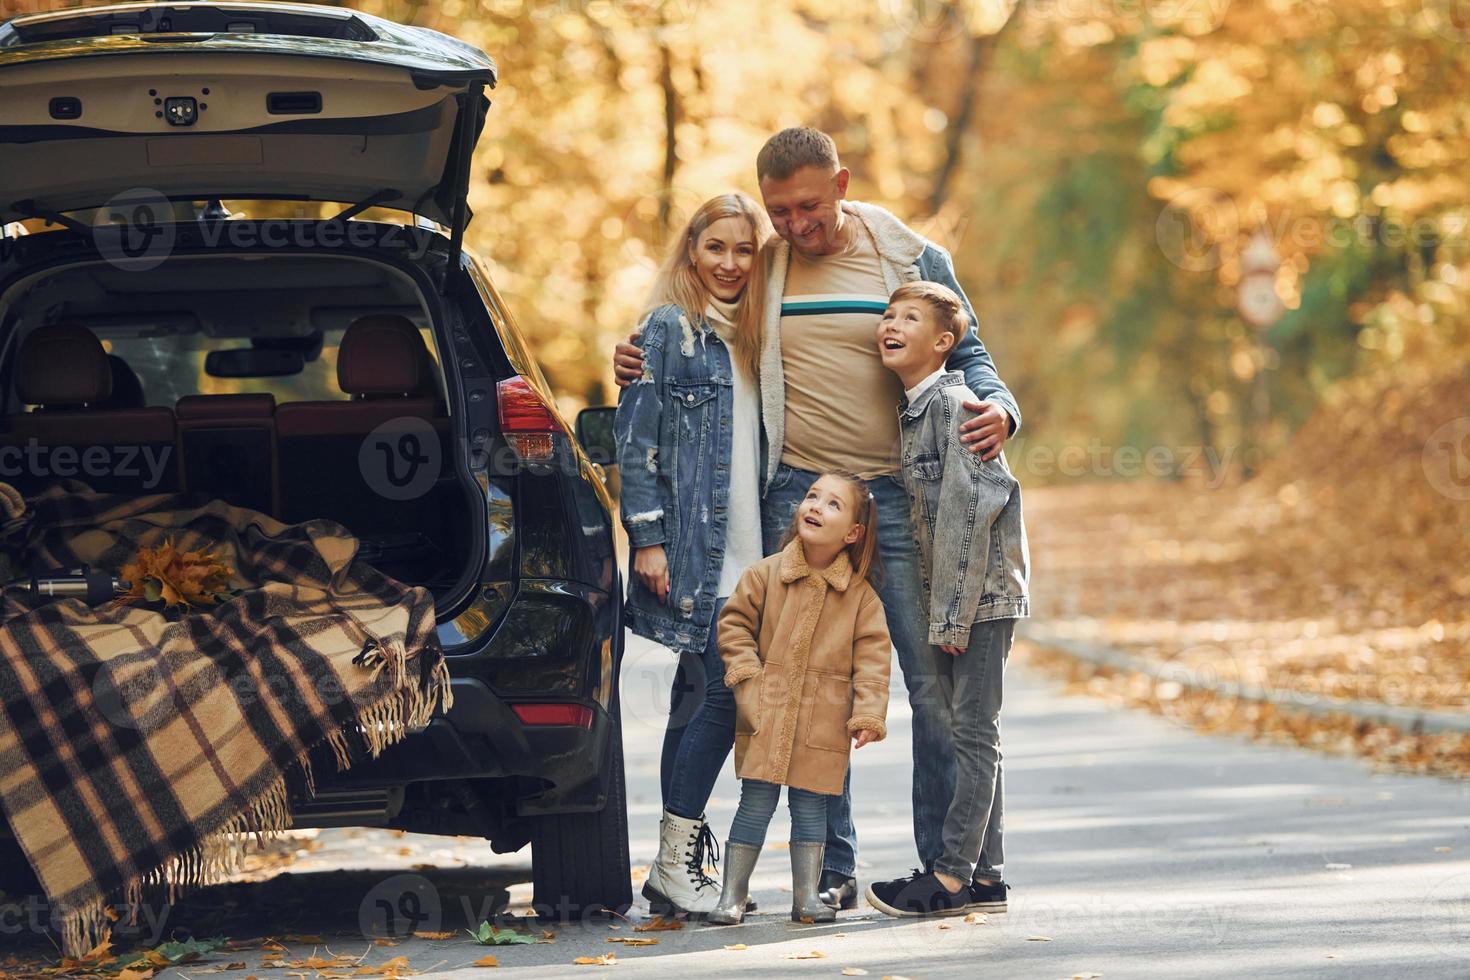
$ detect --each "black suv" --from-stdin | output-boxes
[0,1,630,919]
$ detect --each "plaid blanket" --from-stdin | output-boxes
[0,482,452,954]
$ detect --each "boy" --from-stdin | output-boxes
[865,281,1030,918]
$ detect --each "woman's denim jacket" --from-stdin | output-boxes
[898,371,1030,646]
[614,303,765,655]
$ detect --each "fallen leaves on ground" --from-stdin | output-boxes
[632,917,684,932]
[470,923,549,946]
[606,938,658,947]
[573,953,617,966]
[471,955,499,968]
[1027,935,1053,942]
[783,951,825,960]
[1019,364,1470,778]
[841,970,869,977]
[723,944,748,951]
[411,932,456,941]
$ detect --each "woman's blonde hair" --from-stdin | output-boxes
[778,470,884,588]
[643,192,772,381]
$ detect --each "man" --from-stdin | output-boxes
[614,127,1019,911]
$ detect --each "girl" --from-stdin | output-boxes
[613,193,773,915]
[706,471,891,925]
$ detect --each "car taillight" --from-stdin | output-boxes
[497,375,563,462]
[511,703,594,728]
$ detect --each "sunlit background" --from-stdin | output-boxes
[3,0,1467,763]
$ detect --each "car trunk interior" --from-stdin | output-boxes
[0,251,476,604]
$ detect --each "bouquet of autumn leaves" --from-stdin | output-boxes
[117,539,238,609]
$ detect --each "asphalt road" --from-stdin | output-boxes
[7,634,1469,978]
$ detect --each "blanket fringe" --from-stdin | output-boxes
[60,775,293,956]
[55,649,452,956]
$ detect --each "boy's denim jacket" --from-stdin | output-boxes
[614,302,766,655]
[898,371,1030,646]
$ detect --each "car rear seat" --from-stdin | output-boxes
[1,322,182,495]
[275,315,450,535]
[176,393,278,516]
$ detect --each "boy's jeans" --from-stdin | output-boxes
[761,462,956,877]
[932,618,1012,883]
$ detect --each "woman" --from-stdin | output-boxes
[614,193,771,915]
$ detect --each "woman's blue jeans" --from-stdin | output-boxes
[659,597,737,820]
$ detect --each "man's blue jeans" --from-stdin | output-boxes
[760,462,955,877]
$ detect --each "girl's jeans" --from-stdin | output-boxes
[727,779,832,847]
[660,597,737,819]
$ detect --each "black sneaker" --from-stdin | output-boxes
[967,878,1009,912]
[819,870,857,911]
[865,871,970,918]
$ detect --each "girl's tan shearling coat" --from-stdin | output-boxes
[718,540,891,796]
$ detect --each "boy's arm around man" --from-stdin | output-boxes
[921,245,1022,439]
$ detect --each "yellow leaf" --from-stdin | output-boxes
[783,951,826,960]
[723,944,748,951]
[80,932,115,963]
[472,956,499,968]
[413,931,456,940]
[964,913,987,924]
[606,938,657,947]
[633,917,684,932]
[1026,935,1053,942]
[842,970,869,977]
[572,953,617,966]
[117,969,154,980]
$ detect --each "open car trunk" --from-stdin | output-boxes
[0,250,481,605]
[0,2,495,247]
